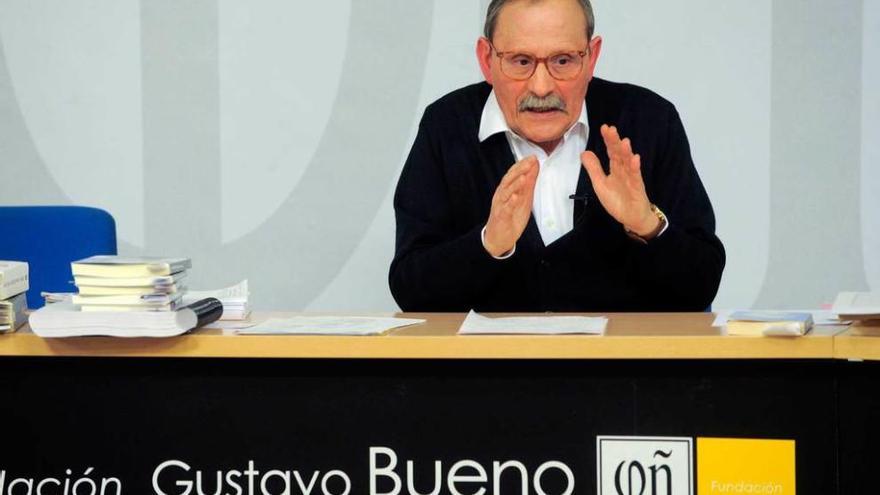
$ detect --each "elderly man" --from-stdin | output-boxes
[389,0,725,312]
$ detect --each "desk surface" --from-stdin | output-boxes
[832,322,880,360]
[0,312,855,360]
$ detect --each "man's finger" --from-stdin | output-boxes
[602,124,622,148]
[499,173,532,204]
[509,192,533,218]
[506,193,522,212]
[499,186,515,204]
[499,167,525,190]
[512,165,537,210]
[629,153,641,173]
[524,161,539,187]
[500,156,538,189]
[515,168,540,192]
[494,178,516,204]
[621,137,634,158]
[602,125,620,161]
[581,150,606,187]
[612,137,635,175]
[602,125,625,172]
[607,128,639,179]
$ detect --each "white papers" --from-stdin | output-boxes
[237,316,425,336]
[832,292,880,319]
[185,280,248,300]
[41,292,75,304]
[204,320,258,330]
[457,310,607,335]
[182,280,250,320]
[28,302,197,338]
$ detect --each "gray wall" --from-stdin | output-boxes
[0,0,876,310]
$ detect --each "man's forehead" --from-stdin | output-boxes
[492,0,589,50]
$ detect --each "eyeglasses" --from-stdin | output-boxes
[490,41,588,81]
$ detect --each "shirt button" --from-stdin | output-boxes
[545,219,556,229]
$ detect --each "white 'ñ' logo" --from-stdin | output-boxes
[596,436,693,495]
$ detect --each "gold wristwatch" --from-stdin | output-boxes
[625,204,667,244]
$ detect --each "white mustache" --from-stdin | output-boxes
[518,93,566,112]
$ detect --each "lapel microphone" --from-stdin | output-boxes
[569,194,590,205]
[570,194,590,225]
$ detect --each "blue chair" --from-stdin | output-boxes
[0,206,117,309]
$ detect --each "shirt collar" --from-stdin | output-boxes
[478,89,588,144]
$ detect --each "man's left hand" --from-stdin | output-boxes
[581,124,659,237]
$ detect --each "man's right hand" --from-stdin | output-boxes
[484,156,539,257]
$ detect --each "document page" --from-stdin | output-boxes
[458,310,607,335]
[237,316,425,336]
[183,280,248,303]
[182,280,250,320]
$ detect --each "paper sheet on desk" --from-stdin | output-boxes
[458,310,607,335]
[236,316,425,336]
[205,320,257,330]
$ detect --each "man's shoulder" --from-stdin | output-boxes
[587,77,677,117]
[427,82,492,113]
[420,82,491,132]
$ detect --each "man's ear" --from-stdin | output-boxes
[476,37,494,85]
[586,36,603,76]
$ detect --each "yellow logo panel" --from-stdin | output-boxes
[697,437,795,495]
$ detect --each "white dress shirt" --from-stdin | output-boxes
[479,90,589,250]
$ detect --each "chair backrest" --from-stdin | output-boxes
[0,206,117,308]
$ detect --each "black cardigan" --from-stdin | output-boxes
[389,79,725,312]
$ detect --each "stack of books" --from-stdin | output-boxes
[0,260,29,332]
[29,298,223,338]
[70,256,191,311]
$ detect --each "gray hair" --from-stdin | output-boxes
[484,0,595,41]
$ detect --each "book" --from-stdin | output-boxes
[0,291,28,333]
[832,292,880,320]
[73,271,187,288]
[28,298,223,338]
[0,260,29,300]
[726,311,814,337]
[76,284,185,296]
[71,290,184,307]
[71,256,191,278]
[79,303,177,312]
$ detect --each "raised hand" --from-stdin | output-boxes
[581,125,659,237]
[484,156,540,257]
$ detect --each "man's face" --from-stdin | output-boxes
[478,0,602,151]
